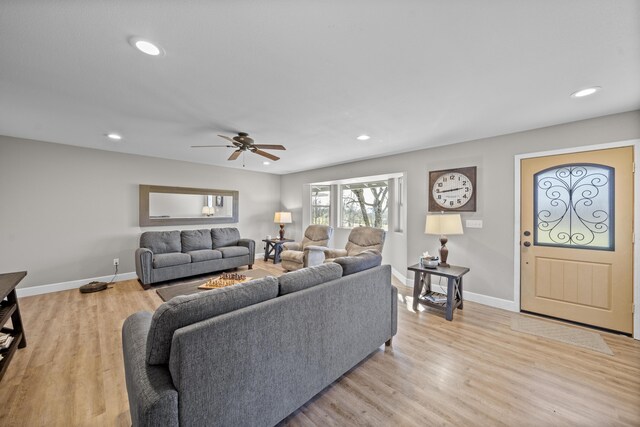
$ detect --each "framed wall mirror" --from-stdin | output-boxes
[139,185,239,227]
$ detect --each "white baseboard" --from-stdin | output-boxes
[462,290,518,312]
[391,267,413,287]
[17,272,138,297]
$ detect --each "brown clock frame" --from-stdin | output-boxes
[428,166,477,212]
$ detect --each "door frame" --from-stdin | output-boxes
[513,139,639,339]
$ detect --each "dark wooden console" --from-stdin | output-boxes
[0,271,27,382]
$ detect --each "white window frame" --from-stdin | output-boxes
[310,184,331,225]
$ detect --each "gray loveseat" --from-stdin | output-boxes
[135,227,255,285]
[122,258,397,426]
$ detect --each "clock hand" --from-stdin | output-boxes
[438,188,463,193]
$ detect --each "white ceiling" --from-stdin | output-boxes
[1,1,639,174]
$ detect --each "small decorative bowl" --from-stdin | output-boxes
[422,256,439,269]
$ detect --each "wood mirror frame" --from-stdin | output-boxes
[139,184,239,227]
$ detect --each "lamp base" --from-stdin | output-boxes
[279,224,285,240]
[438,235,449,268]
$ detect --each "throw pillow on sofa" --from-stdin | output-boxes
[146,276,278,365]
[181,229,213,252]
[141,230,181,254]
[212,227,240,248]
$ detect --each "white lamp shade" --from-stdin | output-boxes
[425,214,463,235]
[274,212,292,224]
[202,206,215,215]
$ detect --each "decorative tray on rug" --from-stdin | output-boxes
[198,273,249,289]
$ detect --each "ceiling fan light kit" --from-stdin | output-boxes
[191,132,286,163]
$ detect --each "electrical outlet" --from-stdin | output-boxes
[113,258,119,266]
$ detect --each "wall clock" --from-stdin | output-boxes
[428,166,477,212]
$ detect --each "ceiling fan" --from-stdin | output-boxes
[191,132,286,161]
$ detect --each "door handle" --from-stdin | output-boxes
[523,241,531,247]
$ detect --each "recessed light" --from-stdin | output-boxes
[106,133,122,141]
[571,86,601,98]
[129,37,164,56]
[356,135,371,141]
[263,161,270,165]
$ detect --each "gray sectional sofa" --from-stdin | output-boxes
[122,258,397,426]
[135,227,255,285]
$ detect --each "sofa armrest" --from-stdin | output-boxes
[122,312,178,427]
[324,248,348,260]
[391,286,398,337]
[237,238,255,265]
[135,248,153,285]
[282,242,302,251]
[303,245,327,267]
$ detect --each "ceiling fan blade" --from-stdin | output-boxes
[191,145,235,148]
[228,150,242,161]
[218,135,242,147]
[253,149,280,161]
[252,144,286,150]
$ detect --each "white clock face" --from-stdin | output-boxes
[432,172,473,209]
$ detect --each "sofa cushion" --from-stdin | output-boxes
[141,231,181,254]
[181,229,213,253]
[187,249,222,263]
[218,246,249,258]
[153,253,192,269]
[278,262,343,296]
[146,276,279,365]
[211,227,240,248]
[333,250,383,276]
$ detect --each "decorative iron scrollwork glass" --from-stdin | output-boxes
[534,163,614,250]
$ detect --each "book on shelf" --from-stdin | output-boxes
[0,336,13,350]
[423,294,447,303]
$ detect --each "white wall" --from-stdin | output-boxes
[281,110,640,301]
[0,136,282,289]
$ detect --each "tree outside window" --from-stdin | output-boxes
[311,185,331,225]
[340,181,388,230]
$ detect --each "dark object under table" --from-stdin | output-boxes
[408,263,470,321]
[0,271,27,381]
[262,238,293,264]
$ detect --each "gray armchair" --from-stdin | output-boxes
[324,226,386,261]
[280,225,334,271]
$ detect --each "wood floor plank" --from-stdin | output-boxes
[0,260,638,426]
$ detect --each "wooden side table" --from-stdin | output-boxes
[0,271,27,382]
[408,263,470,321]
[262,238,294,264]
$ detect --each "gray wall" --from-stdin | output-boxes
[0,136,282,288]
[281,110,640,301]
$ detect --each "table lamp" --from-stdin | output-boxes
[202,206,215,216]
[425,213,463,267]
[274,212,292,240]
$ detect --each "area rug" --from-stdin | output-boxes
[154,268,271,302]
[511,315,613,356]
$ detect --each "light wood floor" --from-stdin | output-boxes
[1,260,639,426]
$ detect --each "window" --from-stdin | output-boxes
[534,163,614,250]
[311,185,331,225]
[340,181,389,230]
